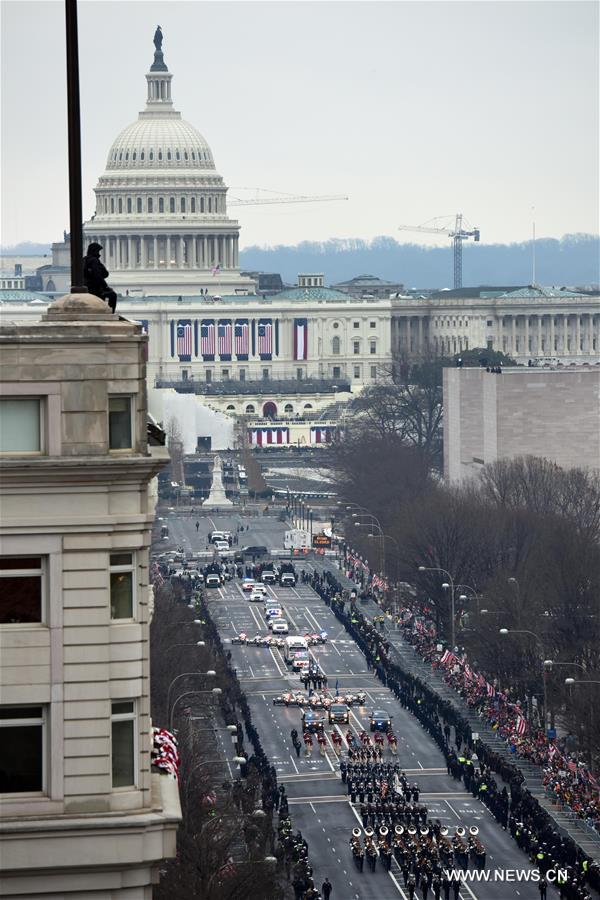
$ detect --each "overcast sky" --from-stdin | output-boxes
[1,0,598,249]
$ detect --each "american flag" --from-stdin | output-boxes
[486,682,496,697]
[176,320,192,360]
[515,715,528,736]
[234,319,249,358]
[218,320,232,358]
[200,320,215,357]
[258,318,272,357]
[294,318,308,360]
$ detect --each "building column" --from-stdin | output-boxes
[234,236,239,267]
[417,317,423,353]
[127,236,133,269]
[511,316,517,355]
[586,314,594,352]
[191,236,197,269]
[177,236,184,268]
[153,236,158,269]
[562,315,569,353]
[202,236,208,268]
[550,315,555,353]
[537,316,542,355]
[576,314,581,355]
[166,236,171,268]
[524,315,530,356]
[141,235,148,268]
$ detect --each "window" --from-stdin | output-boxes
[262,368,269,380]
[118,198,123,214]
[284,404,294,413]
[140,150,145,161]
[370,366,377,379]
[176,150,180,161]
[148,197,153,213]
[110,552,134,619]
[353,321,360,329]
[110,198,115,214]
[158,197,164,213]
[487,320,493,327]
[370,340,376,354]
[167,150,172,161]
[332,366,341,379]
[296,369,303,381]
[0,706,44,792]
[169,197,175,213]
[205,370,212,383]
[353,366,361,379]
[191,197,196,213]
[0,398,42,453]
[108,396,132,450]
[370,321,376,329]
[127,198,132,213]
[0,557,43,624]
[353,341,360,355]
[221,369,230,380]
[332,336,340,355]
[181,197,186,213]
[332,322,339,329]
[208,197,212,213]
[149,149,153,161]
[304,403,313,410]
[239,369,246,382]
[137,197,142,213]
[226,404,236,411]
[245,404,255,414]
[111,701,136,788]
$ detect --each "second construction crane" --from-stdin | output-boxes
[398,213,480,289]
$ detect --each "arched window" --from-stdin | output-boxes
[104,198,108,212]
[119,151,123,161]
[332,336,341,355]
[180,197,186,213]
[110,198,115,213]
[125,152,129,161]
[147,197,153,213]
[175,150,180,160]
[149,149,153,160]
[118,198,123,213]
[184,150,188,160]
[158,197,164,213]
[140,150,145,161]
[132,151,136,161]
[167,149,172,160]
[245,404,255,414]
[284,404,294,414]
[226,404,236,411]
[158,149,163,161]
[208,197,212,212]
[169,197,175,213]
[137,197,142,213]
[200,197,205,212]
[303,403,313,410]
[191,151,196,161]
[127,197,132,213]
[191,197,196,213]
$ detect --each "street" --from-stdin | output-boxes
[158,512,561,899]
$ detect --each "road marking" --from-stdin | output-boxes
[269,647,288,678]
[289,753,299,774]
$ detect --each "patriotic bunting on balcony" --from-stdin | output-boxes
[200,319,215,360]
[176,319,192,361]
[218,319,232,360]
[234,319,249,359]
[294,318,308,360]
[248,427,290,446]
[310,425,335,444]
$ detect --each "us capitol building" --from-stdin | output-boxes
[1,31,598,443]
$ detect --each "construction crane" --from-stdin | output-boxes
[228,187,348,207]
[398,213,480,289]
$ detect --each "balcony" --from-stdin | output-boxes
[154,378,351,396]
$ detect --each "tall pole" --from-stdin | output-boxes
[65,0,87,292]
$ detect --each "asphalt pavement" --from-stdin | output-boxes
[160,512,564,899]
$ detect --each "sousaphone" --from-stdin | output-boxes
[456,826,466,837]
[469,826,479,836]
[364,827,374,838]
[379,825,389,837]
[394,825,404,836]
[352,827,362,839]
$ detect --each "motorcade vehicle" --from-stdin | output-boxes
[265,606,283,622]
[328,703,350,725]
[370,709,393,732]
[251,583,267,596]
[205,573,222,588]
[279,563,296,587]
[209,531,232,546]
[261,569,277,585]
[249,590,264,603]
[270,618,289,634]
[283,636,309,664]
[213,540,230,552]
[302,710,325,734]
[241,546,268,557]
[241,579,256,592]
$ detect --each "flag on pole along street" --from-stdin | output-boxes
[211,262,221,276]
[218,319,232,359]
[234,319,249,359]
[200,319,216,359]
[294,318,308,360]
[258,318,273,358]
[176,319,192,361]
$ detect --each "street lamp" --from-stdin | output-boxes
[418,566,456,650]
[166,670,217,722]
[500,628,548,732]
[169,687,222,731]
[565,678,600,686]
[166,642,206,653]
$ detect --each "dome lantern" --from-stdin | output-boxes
[145,26,174,112]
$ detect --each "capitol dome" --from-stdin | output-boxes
[84,28,255,297]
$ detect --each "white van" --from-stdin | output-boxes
[283,636,308,665]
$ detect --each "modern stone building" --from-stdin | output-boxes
[443,366,600,482]
[0,293,180,897]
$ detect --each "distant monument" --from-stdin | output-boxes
[203,455,233,508]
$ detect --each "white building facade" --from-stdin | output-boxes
[0,293,180,897]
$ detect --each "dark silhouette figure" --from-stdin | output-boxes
[83,243,117,313]
[153,26,163,50]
